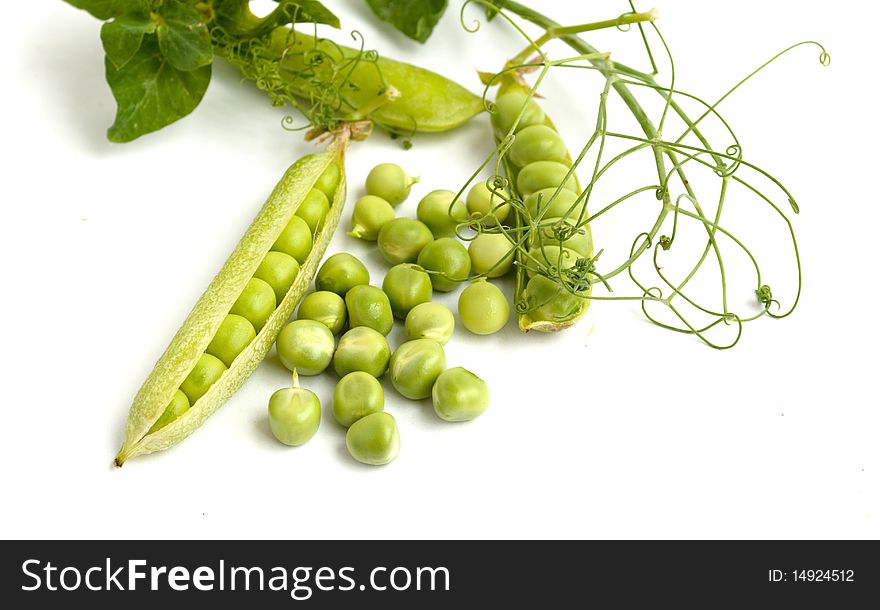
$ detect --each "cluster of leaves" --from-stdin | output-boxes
[64,0,339,141]
[365,0,504,42]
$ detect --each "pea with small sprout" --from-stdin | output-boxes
[268,372,321,446]
[348,195,395,241]
[365,163,418,205]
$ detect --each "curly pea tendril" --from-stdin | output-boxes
[458,0,828,348]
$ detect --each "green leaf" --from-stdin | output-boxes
[156,0,214,71]
[63,0,147,21]
[215,0,340,39]
[365,0,448,43]
[105,36,211,142]
[101,14,155,69]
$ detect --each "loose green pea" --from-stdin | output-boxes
[522,274,585,322]
[377,218,434,265]
[147,389,190,434]
[276,319,335,376]
[466,180,510,225]
[271,215,313,264]
[405,302,455,345]
[315,252,370,296]
[254,251,300,304]
[230,277,276,331]
[206,314,257,367]
[348,195,395,241]
[458,279,510,335]
[389,338,447,400]
[297,291,347,334]
[508,124,569,168]
[180,353,227,404]
[314,162,341,200]
[416,189,468,237]
[333,326,391,378]
[345,284,394,335]
[382,263,433,319]
[516,161,577,196]
[468,232,515,278]
[492,90,545,135]
[417,237,471,292]
[295,189,330,235]
[346,412,400,466]
[525,188,584,221]
[534,217,593,256]
[365,162,419,205]
[527,245,581,278]
[333,371,385,427]
[432,367,489,422]
[268,379,321,446]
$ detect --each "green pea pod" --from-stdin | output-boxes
[494,80,593,332]
[115,147,347,465]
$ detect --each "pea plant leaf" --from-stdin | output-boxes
[63,0,148,21]
[365,0,448,43]
[215,0,340,39]
[105,36,211,142]
[156,0,214,72]
[101,13,155,70]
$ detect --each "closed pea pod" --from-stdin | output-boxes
[333,371,384,427]
[417,237,471,292]
[297,291,347,335]
[377,218,434,265]
[389,338,446,400]
[345,284,394,335]
[458,279,510,335]
[382,263,433,319]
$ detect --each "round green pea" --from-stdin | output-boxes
[346,412,400,466]
[315,253,370,296]
[297,291,347,334]
[432,367,489,422]
[344,284,394,335]
[333,371,384,427]
[333,326,391,378]
[468,232,515,278]
[314,162,341,200]
[377,218,434,265]
[254,251,300,304]
[492,90,546,135]
[296,189,330,235]
[272,215,313,264]
[405,302,455,345]
[508,124,569,168]
[276,319,335,376]
[534,217,593,256]
[268,385,321,446]
[458,279,510,335]
[417,237,471,292]
[525,188,584,221]
[466,180,510,225]
[516,161,577,196]
[416,189,468,237]
[389,338,446,400]
[365,162,419,205]
[206,314,257,367]
[382,263,433,319]
[148,389,190,434]
[348,195,395,241]
[230,277,276,331]
[527,245,581,278]
[180,353,227,404]
[522,274,584,322]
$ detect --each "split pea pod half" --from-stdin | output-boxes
[115,147,347,465]
[492,80,594,332]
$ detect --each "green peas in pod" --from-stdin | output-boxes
[508,124,569,168]
[522,274,585,323]
[268,372,321,446]
[382,263,433,319]
[405,302,455,345]
[533,217,593,256]
[466,180,510,226]
[295,188,330,235]
[180,353,227,404]
[333,371,385,427]
[345,284,394,335]
[348,195,395,241]
[417,237,471,292]
[458,279,510,335]
[516,161,578,196]
[271,215,313,264]
[147,389,190,434]
[365,163,419,206]
[254,251,300,304]
[416,189,468,237]
[229,277,276,332]
[389,338,446,400]
[377,218,434,265]
[527,245,582,279]
[297,291,347,335]
[206,314,257,367]
[315,252,370,296]
[333,326,391,378]
[468,232,515,278]
[346,412,400,466]
[525,188,585,222]
[492,90,545,136]
[432,367,489,422]
[313,162,341,200]
[276,319,335,376]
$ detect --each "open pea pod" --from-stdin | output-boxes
[115,148,346,465]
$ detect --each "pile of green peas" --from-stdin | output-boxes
[267,162,494,466]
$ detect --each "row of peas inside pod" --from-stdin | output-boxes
[267,163,505,465]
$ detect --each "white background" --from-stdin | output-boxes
[1,1,877,540]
